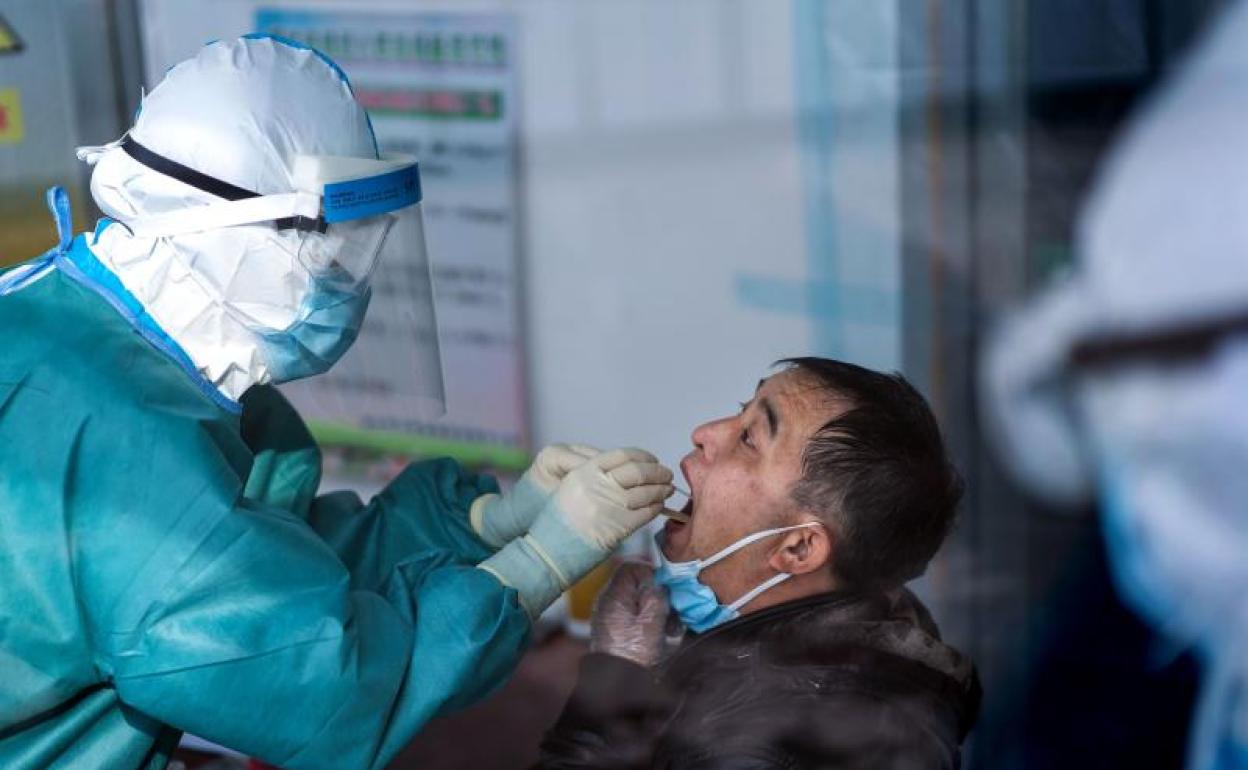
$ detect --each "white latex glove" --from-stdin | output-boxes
[479,448,673,619]
[470,443,600,547]
[544,448,673,551]
[590,562,670,667]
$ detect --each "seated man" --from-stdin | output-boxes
[540,357,980,769]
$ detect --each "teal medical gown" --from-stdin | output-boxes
[0,227,531,769]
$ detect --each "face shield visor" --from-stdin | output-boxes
[79,135,444,412]
[282,153,444,413]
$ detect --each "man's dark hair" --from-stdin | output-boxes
[780,357,963,591]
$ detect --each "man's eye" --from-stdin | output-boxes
[740,428,755,448]
[738,401,750,414]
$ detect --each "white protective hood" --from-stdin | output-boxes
[981,5,1248,768]
[79,35,440,405]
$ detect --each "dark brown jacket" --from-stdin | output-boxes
[540,589,980,769]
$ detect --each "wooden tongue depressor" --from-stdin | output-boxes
[662,482,692,523]
[661,508,691,524]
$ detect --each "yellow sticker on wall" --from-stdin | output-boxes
[0,15,22,55]
[0,88,24,144]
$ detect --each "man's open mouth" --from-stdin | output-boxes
[666,492,694,528]
[669,459,696,527]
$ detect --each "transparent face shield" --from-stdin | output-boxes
[76,136,445,413]
[290,153,414,287]
[334,206,445,418]
[287,153,445,414]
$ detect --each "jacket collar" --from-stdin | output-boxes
[664,588,981,738]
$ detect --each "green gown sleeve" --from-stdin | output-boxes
[238,385,502,591]
[76,391,530,770]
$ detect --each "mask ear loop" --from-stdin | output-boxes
[707,522,825,611]
[699,521,823,570]
[726,572,793,612]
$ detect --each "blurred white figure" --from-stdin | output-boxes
[982,4,1248,769]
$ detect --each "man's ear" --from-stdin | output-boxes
[770,521,831,576]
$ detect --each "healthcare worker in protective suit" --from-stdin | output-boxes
[982,6,1248,769]
[0,36,672,770]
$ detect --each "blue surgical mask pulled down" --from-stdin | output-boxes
[654,522,821,633]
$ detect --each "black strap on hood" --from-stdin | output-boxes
[120,136,326,233]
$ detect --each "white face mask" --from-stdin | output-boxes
[652,522,822,633]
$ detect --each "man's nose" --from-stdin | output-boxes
[691,416,734,462]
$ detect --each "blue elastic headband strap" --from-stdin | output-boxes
[322,164,422,223]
